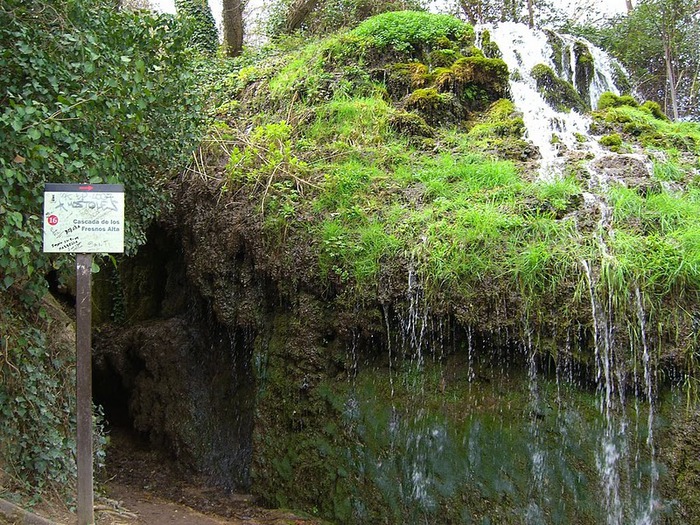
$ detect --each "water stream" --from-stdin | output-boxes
[478,22,622,179]
[336,25,666,523]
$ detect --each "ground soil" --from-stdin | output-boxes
[96,427,325,525]
[1,427,325,525]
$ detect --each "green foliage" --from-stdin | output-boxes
[349,11,473,53]
[265,0,428,38]
[0,295,106,498]
[0,0,207,496]
[175,0,219,55]
[0,0,206,298]
[226,121,311,215]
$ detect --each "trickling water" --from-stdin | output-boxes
[634,286,659,525]
[582,259,625,525]
[524,327,548,524]
[481,23,622,179]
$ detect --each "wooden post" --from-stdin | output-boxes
[76,253,94,525]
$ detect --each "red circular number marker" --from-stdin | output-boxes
[47,214,59,226]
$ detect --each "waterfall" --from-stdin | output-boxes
[479,22,623,179]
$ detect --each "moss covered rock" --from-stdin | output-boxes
[385,62,432,99]
[403,87,462,126]
[531,63,587,113]
[573,41,594,107]
[389,110,435,138]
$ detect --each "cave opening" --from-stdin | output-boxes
[90,225,255,493]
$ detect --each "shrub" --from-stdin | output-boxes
[349,11,473,53]
[0,0,207,495]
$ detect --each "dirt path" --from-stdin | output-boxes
[1,428,325,525]
[97,483,317,525]
[93,428,325,525]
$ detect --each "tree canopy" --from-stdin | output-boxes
[0,0,207,297]
[567,0,699,120]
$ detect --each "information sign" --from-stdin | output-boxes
[43,183,124,253]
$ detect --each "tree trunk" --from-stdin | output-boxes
[222,0,245,58]
[527,0,535,28]
[663,35,679,120]
[459,0,483,24]
[285,0,320,33]
[625,0,634,12]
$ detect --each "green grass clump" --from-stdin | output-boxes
[307,97,392,146]
[606,183,700,296]
[349,11,473,53]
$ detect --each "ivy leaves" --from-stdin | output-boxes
[0,0,205,297]
[0,0,209,495]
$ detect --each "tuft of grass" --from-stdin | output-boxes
[349,11,473,53]
[307,97,392,146]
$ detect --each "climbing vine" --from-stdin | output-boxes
[175,0,219,55]
[0,0,208,497]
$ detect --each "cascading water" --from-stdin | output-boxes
[278,23,676,525]
[481,23,661,523]
[479,22,622,179]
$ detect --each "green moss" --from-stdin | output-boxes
[451,56,509,90]
[462,45,485,58]
[597,91,619,110]
[201,32,700,524]
[573,41,594,106]
[388,110,435,138]
[642,100,669,121]
[594,104,700,153]
[600,132,623,150]
[386,62,431,98]
[545,29,565,76]
[468,99,525,140]
[622,120,655,136]
[597,91,640,111]
[479,29,502,59]
[428,48,460,68]
[404,88,460,126]
[433,55,509,111]
[618,94,639,107]
[531,63,586,113]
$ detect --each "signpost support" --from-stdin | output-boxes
[42,183,124,525]
[76,253,94,525]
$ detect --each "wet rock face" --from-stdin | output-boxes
[588,153,657,194]
[93,182,700,524]
[93,228,254,491]
[667,411,700,523]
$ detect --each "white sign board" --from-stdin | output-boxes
[43,183,124,253]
